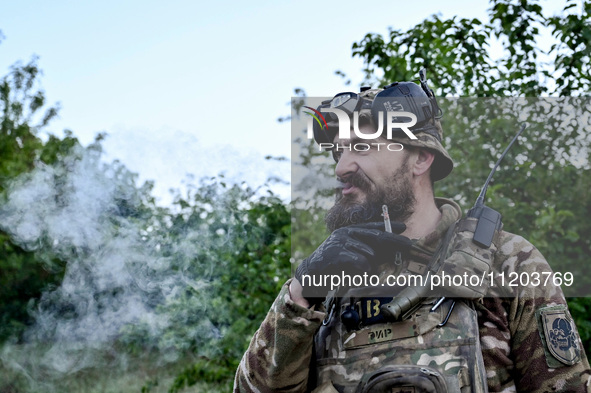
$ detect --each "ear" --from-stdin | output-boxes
[412,149,435,177]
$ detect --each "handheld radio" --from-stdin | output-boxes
[468,124,527,247]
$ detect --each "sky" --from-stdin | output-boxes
[0,1,499,204]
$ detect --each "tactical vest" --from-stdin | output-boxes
[311,221,491,393]
[312,295,488,393]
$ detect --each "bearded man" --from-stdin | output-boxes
[234,74,591,393]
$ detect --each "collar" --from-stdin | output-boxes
[412,197,462,254]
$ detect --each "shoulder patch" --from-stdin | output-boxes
[536,305,582,367]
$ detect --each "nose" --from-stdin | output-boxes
[335,149,358,180]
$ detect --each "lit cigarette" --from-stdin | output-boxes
[382,205,392,233]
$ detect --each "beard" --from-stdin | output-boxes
[325,159,416,232]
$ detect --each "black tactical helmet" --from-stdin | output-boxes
[312,70,453,181]
[371,81,441,139]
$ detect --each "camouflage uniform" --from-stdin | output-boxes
[234,199,591,393]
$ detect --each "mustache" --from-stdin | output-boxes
[336,171,373,192]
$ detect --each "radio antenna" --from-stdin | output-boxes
[474,124,527,207]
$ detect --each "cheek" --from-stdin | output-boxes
[368,159,398,183]
[356,150,407,183]
[356,159,381,181]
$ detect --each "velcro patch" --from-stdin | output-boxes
[536,305,581,367]
[342,306,442,349]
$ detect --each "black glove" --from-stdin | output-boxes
[295,221,412,304]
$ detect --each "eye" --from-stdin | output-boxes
[331,148,342,162]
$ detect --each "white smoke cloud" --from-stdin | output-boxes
[0,144,220,389]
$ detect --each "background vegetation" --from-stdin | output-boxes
[1,0,590,391]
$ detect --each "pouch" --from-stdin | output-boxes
[356,365,448,393]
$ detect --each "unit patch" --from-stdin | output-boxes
[536,305,581,367]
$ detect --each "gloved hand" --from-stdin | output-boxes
[295,221,412,305]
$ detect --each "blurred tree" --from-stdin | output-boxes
[121,176,291,393]
[172,185,290,392]
[351,0,591,96]
[0,37,292,391]
[0,55,79,342]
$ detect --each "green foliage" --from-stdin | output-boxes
[168,359,228,391]
[0,52,292,391]
[0,58,78,343]
[163,179,291,391]
[352,0,591,96]
[547,0,591,94]
[112,176,292,392]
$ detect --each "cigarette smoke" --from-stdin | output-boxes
[0,143,231,390]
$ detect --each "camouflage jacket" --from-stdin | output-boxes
[234,199,591,392]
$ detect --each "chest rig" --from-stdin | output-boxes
[311,219,491,393]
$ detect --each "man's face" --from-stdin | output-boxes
[325,125,416,232]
